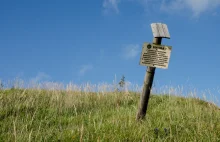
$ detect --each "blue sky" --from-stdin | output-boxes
[1,0,220,103]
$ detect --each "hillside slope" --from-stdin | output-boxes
[0,89,220,141]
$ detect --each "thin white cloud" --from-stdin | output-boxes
[79,64,93,76]
[16,72,24,78]
[30,72,51,83]
[122,44,140,60]
[212,12,218,16]
[160,0,220,17]
[102,0,220,17]
[103,0,120,14]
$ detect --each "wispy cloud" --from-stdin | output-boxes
[102,0,220,17]
[30,72,51,83]
[212,12,218,16]
[160,0,220,17]
[122,44,140,60]
[103,0,120,14]
[79,64,93,76]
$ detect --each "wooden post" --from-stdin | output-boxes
[136,37,162,120]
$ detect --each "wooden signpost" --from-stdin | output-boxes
[136,23,172,120]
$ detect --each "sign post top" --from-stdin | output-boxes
[151,23,170,39]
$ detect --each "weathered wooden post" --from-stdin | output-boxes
[136,23,172,120]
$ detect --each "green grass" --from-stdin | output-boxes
[0,88,220,142]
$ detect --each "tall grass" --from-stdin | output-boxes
[0,80,220,141]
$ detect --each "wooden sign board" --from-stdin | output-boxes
[139,42,172,69]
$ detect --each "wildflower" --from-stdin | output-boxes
[154,128,159,135]
[164,128,169,136]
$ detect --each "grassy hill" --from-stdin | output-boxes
[0,89,220,141]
